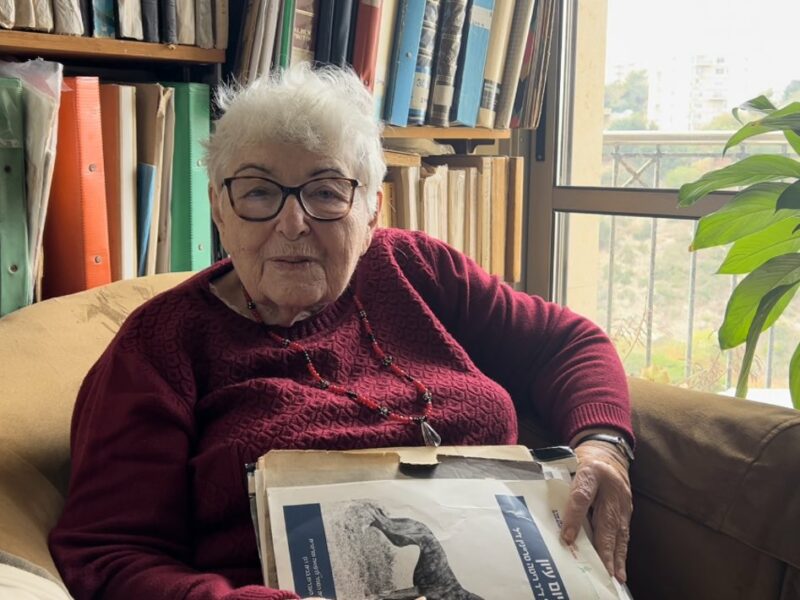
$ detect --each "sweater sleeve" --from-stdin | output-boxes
[48,339,299,600]
[403,233,633,445]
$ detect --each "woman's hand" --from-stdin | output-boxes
[559,437,632,582]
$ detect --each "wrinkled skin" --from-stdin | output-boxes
[560,439,633,582]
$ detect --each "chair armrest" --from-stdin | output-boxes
[0,441,65,584]
[628,378,800,568]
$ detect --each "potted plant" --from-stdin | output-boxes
[678,96,800,408]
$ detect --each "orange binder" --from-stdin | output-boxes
[42,77,111,298]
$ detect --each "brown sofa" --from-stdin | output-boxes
[1,274,798,599]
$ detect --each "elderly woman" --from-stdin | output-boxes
[49,64,633,600]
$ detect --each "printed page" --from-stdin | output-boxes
[268,478,631,600]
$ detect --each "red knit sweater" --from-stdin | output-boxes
[49,228,632,600]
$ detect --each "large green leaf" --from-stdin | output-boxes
[785,130,800,156]
[691,183,792,250]
[734,285,796,398]
[732,95,776,122]
[718,220,800,274]
[719,254,800,349]
[678,155,800,207]
[724,103,800,154]
[776,179,800,210]
[790,341,800,409]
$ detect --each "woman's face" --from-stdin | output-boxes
[211,141,379,316]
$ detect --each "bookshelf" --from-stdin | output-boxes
[0,31,225,64]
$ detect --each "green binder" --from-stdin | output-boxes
[0,77,30,316]
[165,82,212,272]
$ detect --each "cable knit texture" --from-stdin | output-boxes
[49,228,632,600]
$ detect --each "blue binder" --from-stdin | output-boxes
[137,163,157,277]
[450,0,494,126]
[384,0,427,126]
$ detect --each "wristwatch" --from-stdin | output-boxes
[573,432,635,463]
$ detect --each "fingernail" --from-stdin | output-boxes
[618,567,627,583]
[562,526,577,542]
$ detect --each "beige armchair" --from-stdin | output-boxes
[1,274,798,599]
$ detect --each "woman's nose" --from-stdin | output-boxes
[274,194,310,239]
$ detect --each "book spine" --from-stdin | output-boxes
[383,0,426,126]
[53,0,85,35]
[213,0,229,48]
[371,0,398,119]
[141,0,160,41]
[160,0,178,43]
[351,0,384,90]
[291,0,318,66]
[449,0,493,127]
[278,0,296,68]
[91,0,115,36]
[406,0,439,125]
[176,0,196,44]
[330,0,354,67]
[426,0,468,126]
[476,0,514,128]
[315,0,335,63]
[196,0,214,48]
[494,0,534,129]
[33,0,55,32]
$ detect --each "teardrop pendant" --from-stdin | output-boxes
[420,419,442,447]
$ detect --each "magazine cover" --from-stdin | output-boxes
[268,478,631,600]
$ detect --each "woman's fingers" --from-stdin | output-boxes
[614,524,631,582]
[560,466,598,543]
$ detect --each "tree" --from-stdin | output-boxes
[782,80,800,104]
[605,70,649,115]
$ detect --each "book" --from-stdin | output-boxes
[371,0,397,119]
[290,0,317,66]
[32,0,55,32]
[330,0,353,67]
[43,76,111,299]
[0,77,29,316]
[195,0,214,48]
[383,0,425,126]
[77,0,91,35]
[160,0,178,43]
[213,0,228,48]
[52,0,84,34]
[476,0,513,128]
[133,83,171,276]
[426,0,467,126]
[166,82,212,272]
[379,179,395,228]
[99,84,138,281]
[314,0,334,63]
[490,155,507,277]
[462,165,477,260]
[234,0,260,82]
[176,0,196,44]
[406,0,438,125]
[247,0,268,79]
[140,0,159,41]
[136,163,156,276]
[418,162,447,241]
[446,166,465,251]
[351,0,384,90]
[259,0,281,77]
[15,0,35,29]
[0,1,13,28]
[449,0,494,127]
[505,155,524,282]
[251,446,632,599]
[156,88,176,274]
[386,165,420,230]
[116,0,142,39]
[494,0,534,129]
[277,0,296,68]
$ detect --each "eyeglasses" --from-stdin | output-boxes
[222,175,361,222]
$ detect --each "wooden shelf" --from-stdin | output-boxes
[382,126,511,140]
[0,30,225,64]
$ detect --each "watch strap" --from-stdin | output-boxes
[573,432,635,463]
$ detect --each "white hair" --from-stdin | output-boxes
[203,63,386,216]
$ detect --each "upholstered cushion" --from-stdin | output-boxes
[0,274,191,494]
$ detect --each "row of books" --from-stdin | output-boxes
[0,59,213,317]
[381,153,524,283]
[0,0,228,48]
[234,0,555,129]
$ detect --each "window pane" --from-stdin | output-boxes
[556,213,798,407]
[559,0,799,189]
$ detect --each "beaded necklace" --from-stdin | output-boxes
[242,286,442,447]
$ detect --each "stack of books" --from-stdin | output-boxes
[0,0,229,47]
[0,58,214,315]
[381,153,525,283]
[233,0,555,129]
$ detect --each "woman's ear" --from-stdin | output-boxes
[209,184,224,235]
[368,188,383,231]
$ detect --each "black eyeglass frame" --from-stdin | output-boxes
[222,175,362,222]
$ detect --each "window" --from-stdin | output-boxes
[526,0,800,406]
